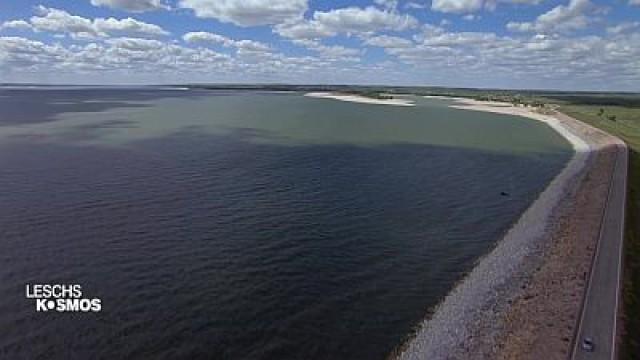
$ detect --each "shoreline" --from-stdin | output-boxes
[396,98,621,359]
[304,92,415,106]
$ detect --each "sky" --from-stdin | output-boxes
[0,0,639,90]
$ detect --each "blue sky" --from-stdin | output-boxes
[0,0,639,90]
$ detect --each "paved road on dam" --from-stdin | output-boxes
[572,142,628,360]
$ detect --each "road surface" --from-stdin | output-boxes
[572,142,628,360]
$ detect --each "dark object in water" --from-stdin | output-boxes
[500,191,510,197]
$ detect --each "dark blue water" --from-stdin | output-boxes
[0,88,572,360]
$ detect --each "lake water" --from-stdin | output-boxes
[0,88,572,359]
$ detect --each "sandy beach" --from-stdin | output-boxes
[396,98,623,359]
[304,92,415,106]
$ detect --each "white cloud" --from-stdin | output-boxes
[183,31,230,45]
[3,29,640,90]
[374,0,399,10]
[405,2,428,9]
[275,6,418,40]
[274,21,334,39]
[106,37,164,50]
[1,35,356,84]
[233,39,271,52]
[0,36,67,68]
[432,0,543,14]
[0,20,34,31]
[606,21,640,34]
[422,31,498,47]
[0,35,234,74]
[182,31,271,53]
[90,0,169,12]
[364,34,413,48]
[630,0,640,5]
[178,0,308,27]
[507,0,594,33]
[375,29,640,89]
[94,17,169,36]
[313,6,417,34]
[432,0,484,14]
[31,6,98,38]
[27,6,169,39]
[291,39,361,61]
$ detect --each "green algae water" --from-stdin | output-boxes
[0,88,572,359]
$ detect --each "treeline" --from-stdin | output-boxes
[542,94,640,108]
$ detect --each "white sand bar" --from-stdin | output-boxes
[305,92,415,106]
[397,98,620,360]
